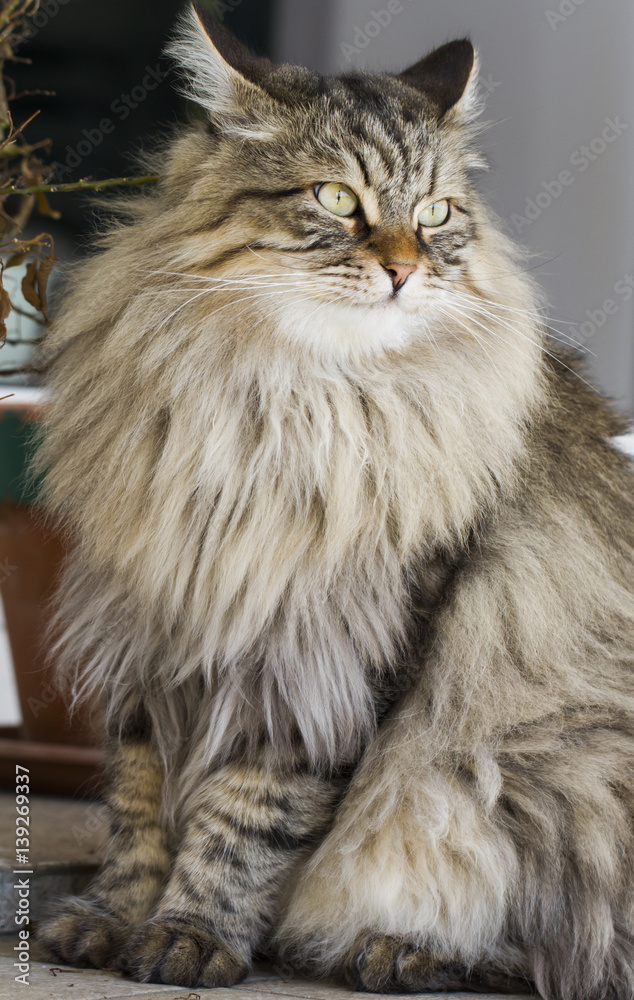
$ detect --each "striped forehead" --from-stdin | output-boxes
[309,78,440,224]
[337,119,439,226]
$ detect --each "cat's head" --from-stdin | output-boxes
[162,3,530,361]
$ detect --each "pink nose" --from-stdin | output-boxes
[383,262,417,292]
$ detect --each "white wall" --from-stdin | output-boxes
[0,594,21,726]
[274,0,634,413]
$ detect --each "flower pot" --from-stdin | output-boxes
[0,390,105,795]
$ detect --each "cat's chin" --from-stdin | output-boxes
[273,294,430,360]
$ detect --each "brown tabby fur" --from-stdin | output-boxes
[36,5,634,998]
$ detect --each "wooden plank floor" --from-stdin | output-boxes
[0,935,530,1000]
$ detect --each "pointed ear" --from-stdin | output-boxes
[398,39,479,119]
[166,2,273,126]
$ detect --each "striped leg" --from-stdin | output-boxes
[37,711,170,969]
[123,760,340,989]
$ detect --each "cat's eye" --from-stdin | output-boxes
[418,199,450,228]
[315,182,359,218]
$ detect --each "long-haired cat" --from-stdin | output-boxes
[36,4,634,998]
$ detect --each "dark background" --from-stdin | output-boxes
[11,0,275,252]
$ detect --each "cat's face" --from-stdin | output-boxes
[164,5,519,360]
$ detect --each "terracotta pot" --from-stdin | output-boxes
[0,391,105,794]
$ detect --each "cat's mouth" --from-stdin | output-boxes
[368,287,426,314]
[326,281,422,312]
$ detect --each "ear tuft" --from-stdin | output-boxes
[398,39,479,119]
[166,2,270,123]
[189,2,263,79]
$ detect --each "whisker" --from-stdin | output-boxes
[437,310,506,381]
[154,289,212,332]
[151,284,328,334]
[455,306,591,357]
[144,279,326,295]
[485,324,599,391]
[448,289,573,328]
[245,244,316,273]
[439,300,598,392]
[468,253,565,281]
[443,288,591,353]
[142,268,322,286]
[451,293,591,355]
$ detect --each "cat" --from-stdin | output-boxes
[35,3,634,997]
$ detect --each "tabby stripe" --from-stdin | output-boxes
[203,805,323,853]
[174,869,205,904]
[109,816,159,835]
[198,242,270,271]
[204,804,290,837]
[426,156,439,202]
[354,151,372,190]
[383,129,410,176]
[94,739,169,922]
[185,211,234,233]
[93,868,167,892]
[259,824,320,852]
[201,839,249,871]
[226,187,307,208]
[370,138,399,179]
[437,250,466,268]
[199,238,336,273]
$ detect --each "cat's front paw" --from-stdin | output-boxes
[121,913,248,988]
[37,897,128,969]
[345,933,531,994]
[345,933,469,993]
[345,933,405,992]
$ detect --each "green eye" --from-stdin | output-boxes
[316,181,359,217]
[418,199,450,228]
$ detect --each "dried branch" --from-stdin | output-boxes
[0,0,162,378]
[5,173,161,196]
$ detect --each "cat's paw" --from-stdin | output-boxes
[37,897,128,969]
[345,934,403,992]
[345,933,470,993]
[345,933,532,994]
[121,913,248,988]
